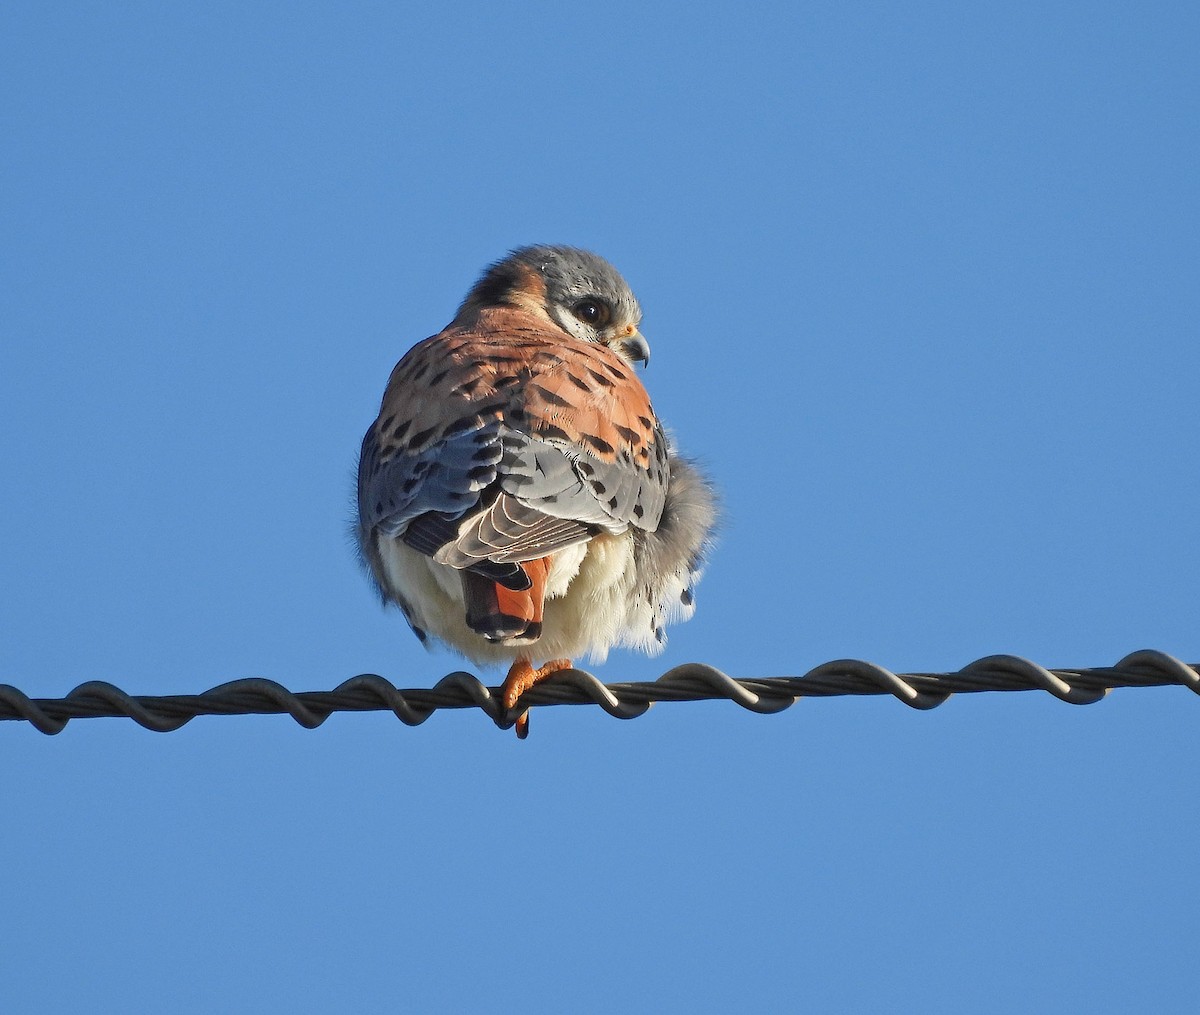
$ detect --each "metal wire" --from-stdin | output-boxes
[1,650,1196,735]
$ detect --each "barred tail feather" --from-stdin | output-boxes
[460,556,551,645]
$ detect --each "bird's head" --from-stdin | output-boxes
[456,245,650,366]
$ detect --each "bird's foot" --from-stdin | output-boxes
[501,657,573,739]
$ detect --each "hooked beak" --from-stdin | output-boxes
[617,329,651,367]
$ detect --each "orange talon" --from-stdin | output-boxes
[501,657,573,739]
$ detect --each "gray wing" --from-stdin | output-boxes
[357,324,669,570]
[358,416,505,540]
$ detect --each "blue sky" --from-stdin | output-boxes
[2,2,1198,1011]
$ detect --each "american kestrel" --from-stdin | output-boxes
[356,246,717,736]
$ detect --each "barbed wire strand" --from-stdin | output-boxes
[1,650,1196,736]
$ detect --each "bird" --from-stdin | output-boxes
[355,245,717,737]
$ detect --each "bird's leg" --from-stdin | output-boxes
[501,657,573,739]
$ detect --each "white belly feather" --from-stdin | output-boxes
[373,533,656,666]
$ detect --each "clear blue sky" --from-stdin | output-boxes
[2,2,1197,1012]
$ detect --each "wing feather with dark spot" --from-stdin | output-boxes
[357,306,668,573]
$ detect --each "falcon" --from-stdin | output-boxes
[356,246,717,736]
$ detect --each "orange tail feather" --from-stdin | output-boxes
[462,556,550,643]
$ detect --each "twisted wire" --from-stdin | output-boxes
[1,650,1196,735]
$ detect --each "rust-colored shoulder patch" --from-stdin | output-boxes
[373,308,661,469]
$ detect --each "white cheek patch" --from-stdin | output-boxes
[547,305,596,345]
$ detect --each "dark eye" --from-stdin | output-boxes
[572,299,611,327]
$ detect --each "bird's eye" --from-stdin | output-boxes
[572,299,611,327]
